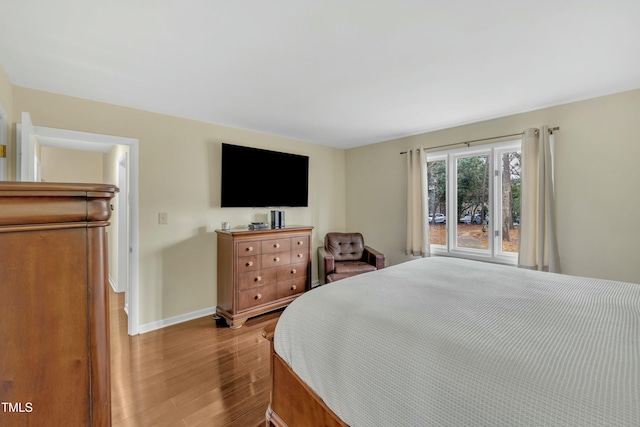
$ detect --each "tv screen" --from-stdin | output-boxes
[221,143,309,208]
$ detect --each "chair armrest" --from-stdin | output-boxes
[317,247,334,284]
[364,246,385,270]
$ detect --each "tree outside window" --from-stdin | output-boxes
[426,140,521,263]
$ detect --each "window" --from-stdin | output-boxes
[427,159,447,246]
[426,140,521,264]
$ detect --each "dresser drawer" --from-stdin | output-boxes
[261,251,291,268]
[290,249,308,264]
[262,238,291,254]
[291,237,309,263]
[277,277,306,299]
[237,254,261,273]
[277,262,307,281]
[238,268,276,291]
[238,284,277,311]
[292,236,309,251]
[238,241,261,256]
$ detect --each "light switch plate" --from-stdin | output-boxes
[158,212,168,225]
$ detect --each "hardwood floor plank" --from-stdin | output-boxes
[110,289,279,427]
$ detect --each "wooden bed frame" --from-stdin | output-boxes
[263,325,348,427]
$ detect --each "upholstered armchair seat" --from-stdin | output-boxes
[318,232,385,284]
[334,261,377,275]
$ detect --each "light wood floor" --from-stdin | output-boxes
[109,289,280,427]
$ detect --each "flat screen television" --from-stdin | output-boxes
[221,143,309,208]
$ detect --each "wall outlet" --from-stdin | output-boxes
[158,212,168,225]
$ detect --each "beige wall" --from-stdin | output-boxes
[346,89,640,284]
[40,146,104,183]
[13,86,346,327]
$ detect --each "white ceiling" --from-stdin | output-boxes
[1,1,639,149]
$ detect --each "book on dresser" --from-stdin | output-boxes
[215,225,313,328]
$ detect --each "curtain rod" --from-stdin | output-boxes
[399,126,560,154]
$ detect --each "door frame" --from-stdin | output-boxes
[0,105,7,180]
[117,153,128,296]
[17,112,37,181]
[18,123,140,336]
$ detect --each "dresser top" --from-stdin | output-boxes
[0,182,117,228]
[216,225,313,237]
[0,182,118,195]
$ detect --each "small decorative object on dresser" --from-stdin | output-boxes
[215,225,313,328]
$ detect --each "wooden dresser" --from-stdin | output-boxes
[216,226,313,328]
[0,182,117,427]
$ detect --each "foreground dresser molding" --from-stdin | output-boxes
[0,182,117,427]
[216,226,313,328]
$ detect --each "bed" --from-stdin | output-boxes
[264,257,639,426]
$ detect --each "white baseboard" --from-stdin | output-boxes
[311,279,321,288]
[138,306,217,334]
[109,275,118,293]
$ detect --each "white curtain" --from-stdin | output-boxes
[406,147,430,257]
[518,126,560,272]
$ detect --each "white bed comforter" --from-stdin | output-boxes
[274,257,639,426]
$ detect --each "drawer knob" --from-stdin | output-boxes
[274,243,280,248]
[246,261,253,267]
[246,246,254,252]
[298,240,303,245]
[291,269,297,274]
[291,285,297,290]
[255,276,262,282]
[274,257,280,262]
[255,293,262,300]
[297,253,303,258]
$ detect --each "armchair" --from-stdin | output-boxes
[318,232,385,284]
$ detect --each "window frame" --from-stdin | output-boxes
[427,139,521,265]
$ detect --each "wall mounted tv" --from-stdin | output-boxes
[221,143,309,208]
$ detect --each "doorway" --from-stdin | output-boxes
[17,120,140,335]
